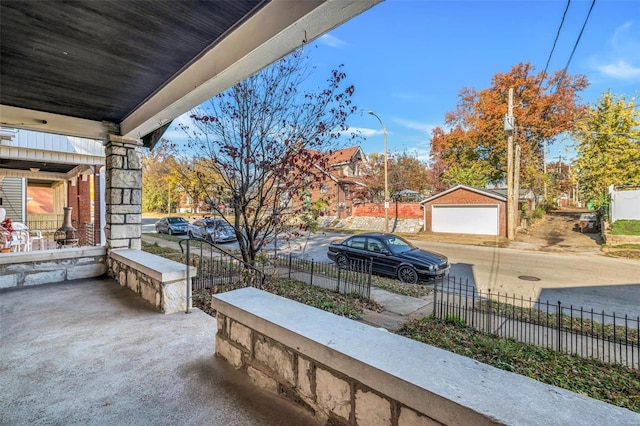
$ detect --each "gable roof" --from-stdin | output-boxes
[489,188,535,199]
[325,146,365,166]
[420,185,507,203]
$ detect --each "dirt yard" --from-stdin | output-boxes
[514,208,603,253]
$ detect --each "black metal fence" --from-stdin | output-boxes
[267,254,372,299]
[433,276,640,370]
[183,239,371,300]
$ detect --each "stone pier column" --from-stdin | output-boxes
[104,134,142,250]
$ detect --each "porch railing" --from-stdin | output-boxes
[26,214,64,240]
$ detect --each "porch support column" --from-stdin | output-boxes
[68,176,79,226]
[104,134,142,250]
[93,165,102,246]
[77,174,92,245]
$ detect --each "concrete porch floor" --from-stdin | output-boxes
[0,278,320,425]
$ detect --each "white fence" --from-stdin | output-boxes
[609,185,640,222]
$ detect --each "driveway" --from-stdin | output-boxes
[511,209,603,254]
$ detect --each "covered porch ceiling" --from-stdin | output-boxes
[0,0,380,149]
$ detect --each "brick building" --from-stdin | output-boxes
[306,146,367,219]
[421,185,508,236]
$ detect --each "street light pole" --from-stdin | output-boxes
[368,111,389,233]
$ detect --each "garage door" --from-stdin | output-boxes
[432,205,499,235]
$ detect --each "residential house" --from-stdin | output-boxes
[306,146,367,219]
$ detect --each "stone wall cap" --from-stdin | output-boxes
[110,249,195,282]
[212,287,640,425]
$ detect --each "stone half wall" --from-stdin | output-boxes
[107,249,196,314]
[0,247,107,289]
[212,287,640,426]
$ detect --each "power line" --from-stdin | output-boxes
[554,0,597,92]
[540,0,571,90]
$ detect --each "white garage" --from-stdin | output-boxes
[421,185,508,237]
[432,205,499,235]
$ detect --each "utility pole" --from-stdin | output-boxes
[543,140,547,200]
[368,111,389,233]
[505,88,515,240]
[513,139,521,237]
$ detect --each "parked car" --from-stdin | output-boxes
[155,217,189,235]
[327,233,449,284]
[188,218,237,243]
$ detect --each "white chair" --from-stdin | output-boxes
[0,209,34,252]
[8,222,29,252]
[29,229,44,250]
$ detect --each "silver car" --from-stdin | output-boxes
[155,217,189,235]
[188,218,237,243]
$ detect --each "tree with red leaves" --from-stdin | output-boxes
[431,63,588,194]
[179,50,360,264]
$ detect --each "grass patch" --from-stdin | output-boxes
[474,299,638,345]
[611,220,640,236]
[370,277,433,298]
[142,240,185,262]
[146,232,186,242]
[398,317,640,412]
[611,243,640,249]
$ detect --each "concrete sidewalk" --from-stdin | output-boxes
[0,278,320,426]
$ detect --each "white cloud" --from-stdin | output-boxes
[318,34,349,48]
[597,60,640,79]
[405,142,433,163]
[349,126,380,137]
[392,118,437,135]
[591,22,640,81]
[612,22,634,51]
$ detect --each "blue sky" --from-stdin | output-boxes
[168,0,639,163]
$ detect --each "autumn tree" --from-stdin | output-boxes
[141,144,177,213]
[573,91,640,209]
[178,50,359,264]
[546,160,575,203]
[431,63,589,193]
[167,156,224,213]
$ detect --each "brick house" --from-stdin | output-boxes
[306,146,367,219]
[421,185,508,236]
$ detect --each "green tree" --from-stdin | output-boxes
[573,91,640,209]
[441,163,489,187]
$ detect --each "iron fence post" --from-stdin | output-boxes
[487,289,492,333]
[367,257,372,299]
[185,240,191,314]
[557,301,562,352]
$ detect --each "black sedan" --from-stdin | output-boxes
[327,233,449,284]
